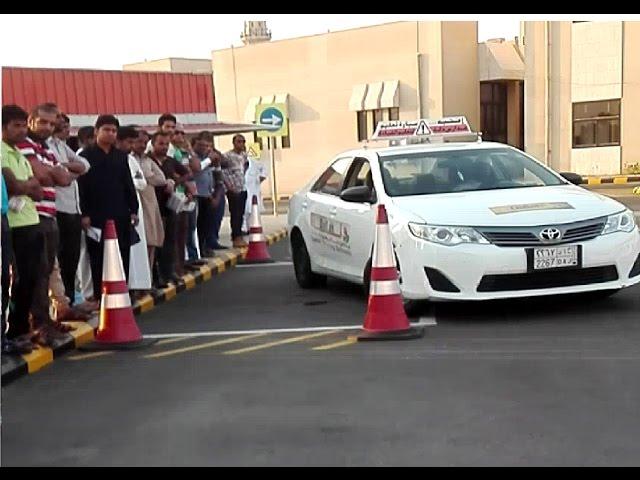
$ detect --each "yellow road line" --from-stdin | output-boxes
[156,336,191,346]
[224,330,338,355]
[67,351,113,361]
[312,336,358,351]
[144,333,267,359]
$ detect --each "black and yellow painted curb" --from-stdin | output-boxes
[1,228,289,386]
[584,175,640,186]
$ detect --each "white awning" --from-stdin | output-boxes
[380,80,400,109]
[478,40,525,82]
[349,84,369,111]
[363,82,384,110]
[244,96,261,123]
[260,94,275,104]
[274,93,289,107]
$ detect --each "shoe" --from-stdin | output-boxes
[212,244,230,251]
[77,300,100,313]
[171,275,185,286]
[233,239,248,248]
[32,325,68,347]
[58,307,91,322]
[188,259,208,266]
[2,339,33,355]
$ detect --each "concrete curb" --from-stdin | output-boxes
[1,228,289,386]
[583,175,640,186]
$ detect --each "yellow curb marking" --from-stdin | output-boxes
[23,348,54,373]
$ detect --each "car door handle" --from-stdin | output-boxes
[301,201,308,209]
[330,208,338,216]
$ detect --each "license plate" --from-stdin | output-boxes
[532,245,579,270]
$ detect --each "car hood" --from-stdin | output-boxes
[390,185,626,227]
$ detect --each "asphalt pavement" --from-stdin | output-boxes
[3,238,640,466]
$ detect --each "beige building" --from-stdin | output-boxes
[524,21,640,176]
[212,21,481,198]
[124,57,213,74]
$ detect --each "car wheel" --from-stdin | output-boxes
[588,289,621,300]
[291,233,327,289]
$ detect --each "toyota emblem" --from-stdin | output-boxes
[539,227,563,243]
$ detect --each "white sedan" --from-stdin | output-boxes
[288,141,640,303]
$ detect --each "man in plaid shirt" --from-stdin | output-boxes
[223,135,249,248]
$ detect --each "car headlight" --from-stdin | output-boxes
[602,210,637,235]
[408,223,489,246]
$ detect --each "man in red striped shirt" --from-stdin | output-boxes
[16,103,73,345]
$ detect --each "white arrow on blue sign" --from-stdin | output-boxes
[259,107,284,127]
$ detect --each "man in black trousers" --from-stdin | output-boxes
[78,115,138,299]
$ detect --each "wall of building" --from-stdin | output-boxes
[124,58,212,74]
[524,21,548,164]
[622,22,640,172]
[441,22,480,130]
[212,21,480,196]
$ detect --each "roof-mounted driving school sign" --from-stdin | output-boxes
[371,116,472,140]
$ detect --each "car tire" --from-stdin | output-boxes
[292,233,327,289]
[589,289,621,300]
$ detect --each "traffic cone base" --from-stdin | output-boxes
[358,326,425,342]
[79,220,155,351]
[240,196,274,264]
[79,337,158,352]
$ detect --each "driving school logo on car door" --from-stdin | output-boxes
[310,213,351,255]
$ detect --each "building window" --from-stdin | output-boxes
[372,109,384,136]
[357,111,368,142]
[573,99,621,148]
[356,108,400,141]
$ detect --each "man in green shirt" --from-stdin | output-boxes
[1,105,44,345]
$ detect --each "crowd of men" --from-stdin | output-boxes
[1,104,267,355]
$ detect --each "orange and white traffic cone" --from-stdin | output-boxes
[80,220,155,350]
[358,205,425,341]
[240,195,274,264]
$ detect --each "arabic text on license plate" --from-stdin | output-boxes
[533,245,579,270]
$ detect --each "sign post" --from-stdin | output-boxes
[256,103,288,217]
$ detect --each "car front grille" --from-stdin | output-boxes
[478,218,606,247]
[477,266,619,292]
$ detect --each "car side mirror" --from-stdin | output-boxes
[340,186,377,204]
[560,172,584,185]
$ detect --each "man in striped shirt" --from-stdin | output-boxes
[16,103,73,345]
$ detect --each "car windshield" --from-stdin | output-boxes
[379,147,566,197]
